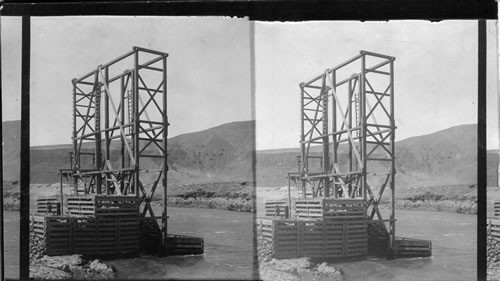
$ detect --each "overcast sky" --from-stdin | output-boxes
[1,16,252,146]
[1,18,498,149]
[255,20,498,150]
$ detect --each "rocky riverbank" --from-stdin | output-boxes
[488,225,500,281]
[30,222,116,279]
[164,181,254,212]
[3,183,20,211]
[30,255,116,280]
[166,196,253,212]
[257,231,344,281]
[393,199,477,214]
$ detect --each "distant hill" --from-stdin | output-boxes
[257,124,497,188]
[2,120,255,185]
[2,121,498,189]
[2,120,21,182]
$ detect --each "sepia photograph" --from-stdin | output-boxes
[2,16,257,280]
[254,20,495,281]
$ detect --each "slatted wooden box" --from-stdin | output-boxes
[166,234,204,255]
[72,216,140,256]
[30,214,140,256]
[393,237,432,257]
[258,218,367,259]
[265,199,289,218]
[36,197,61,215]
[295,198,366,221]
[31,215,72,256]
[67,195,139,218]
[494,201,500,217]
[488,217,500,243]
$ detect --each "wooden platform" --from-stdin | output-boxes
[294,198,366,221]
[258,217,367,259]
[393,237,432,258]
[31,214,140,256]
[265,199,289,218]
[32,195,141,256]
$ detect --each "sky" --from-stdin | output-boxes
[255,20,499,150]
[1,18,498,149]
[1,16,252,146]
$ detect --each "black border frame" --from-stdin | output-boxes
[0,0,497,20]
[478,19,487,281]
[0,1,495,281]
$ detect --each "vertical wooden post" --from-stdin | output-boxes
[332,70,337,199]
[72,80,78,195]
[120,74,126,194]
[133,49,139,197]
[95,71,102,195]
[348,77,353,198]
[322,74,330,197]
[59,173,64,215]
[390,59,396,248]
[299,84,306,198]
[287,176,292,218]
[104,66,110,195]
[162,54,169,250]
[360,52,367,201]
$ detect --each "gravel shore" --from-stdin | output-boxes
[30,221,116,280]
[489,225,500,281]
[394,199,477,214]
[30,255,115,280]
[166,196,253,212]
[257,230,344,281]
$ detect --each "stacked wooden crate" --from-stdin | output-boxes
[489,201,500,244]
[30,195,140,256]
[264,199,289,218]
[295,198,366,221]
[31,215,72,256]
[495,201,500,217]
[296,198,367,258]
[488,217,500,243]
[36,197,61,215]
[259,198,368,259]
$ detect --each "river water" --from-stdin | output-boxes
[107,207,258,280]
[3,210,20,280]
[255,203,476,281]
[335,209,476,281]
[4,206,475,280]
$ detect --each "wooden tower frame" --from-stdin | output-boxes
[289,50,396,246]
[61,46,169,247]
